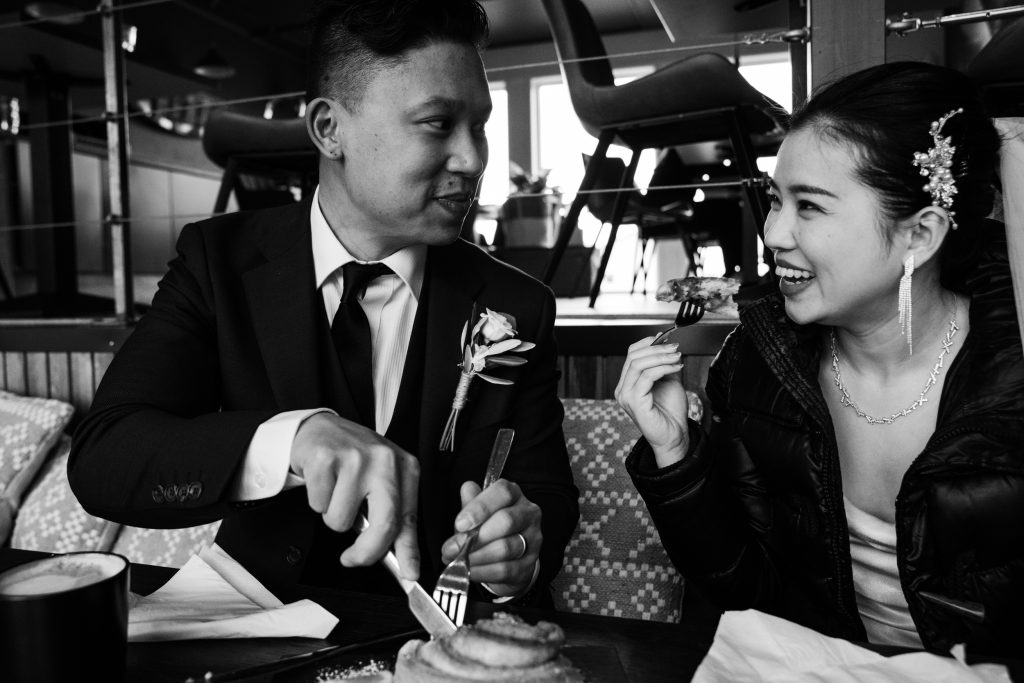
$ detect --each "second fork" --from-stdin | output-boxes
[432,428,515,626]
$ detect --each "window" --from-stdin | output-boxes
[479,83,510,208]
[532,68,656,292]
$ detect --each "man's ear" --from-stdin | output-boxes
[901,206,952,267]
[305,96,344,159]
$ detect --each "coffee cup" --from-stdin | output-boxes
[0,552,130,683]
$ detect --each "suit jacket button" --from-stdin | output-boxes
[177,485,190,502]
[164,484,178,501]
[151,485,165,504]
[285,546,302,566]
[188,482,203,500]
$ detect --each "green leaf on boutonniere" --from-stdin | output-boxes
[476,373,515,385]
[481,339,522,357]
[509,341,536,353]
[486,356,528,367]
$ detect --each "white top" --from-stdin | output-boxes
[843,495,923,648]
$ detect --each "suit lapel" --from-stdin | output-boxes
[417,243,485,460]
[243,198,352,414]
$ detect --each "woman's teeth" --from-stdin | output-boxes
[776,266,815,281]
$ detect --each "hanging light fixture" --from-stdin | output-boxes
[0,97,20,137]
[193,47,236,80]
[23,2,85,25]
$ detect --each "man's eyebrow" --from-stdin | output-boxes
[768,178,839,199]
[410,96,492,116]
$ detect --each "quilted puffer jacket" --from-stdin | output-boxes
[628,227,1024,657]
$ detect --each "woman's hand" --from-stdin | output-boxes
[615,337,690,467]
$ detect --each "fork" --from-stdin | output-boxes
[651,300,706,345]
[432,428,515,627]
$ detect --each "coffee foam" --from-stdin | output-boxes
[0,553,126,597]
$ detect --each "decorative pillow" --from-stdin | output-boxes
[552,397,691,623]
[9,435,122,553]
[0,390,75,544]
[111,521,221,568]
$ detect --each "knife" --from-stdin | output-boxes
[355,514,457,638]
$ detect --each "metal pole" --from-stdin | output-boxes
[100,0,134,320]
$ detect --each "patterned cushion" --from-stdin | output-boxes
[9,435,121,553]
[552,397,690,623]
[0,390,75,544]
[111,521,221,568]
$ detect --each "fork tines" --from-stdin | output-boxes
[432,535,472,626]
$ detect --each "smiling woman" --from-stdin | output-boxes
[616,61,1024,657]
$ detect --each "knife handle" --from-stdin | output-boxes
[354,514,410,590]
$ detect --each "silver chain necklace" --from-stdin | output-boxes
[830,315,959,425]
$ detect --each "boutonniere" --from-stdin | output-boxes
[438,307,534,451]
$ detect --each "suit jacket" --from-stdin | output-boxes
[69,197,580,600]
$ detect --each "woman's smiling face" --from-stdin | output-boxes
[763,127,906,330]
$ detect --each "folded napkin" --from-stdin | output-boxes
[128,543,338,642]
[693,609,1010,683]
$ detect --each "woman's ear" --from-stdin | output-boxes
[305,97,344,160]
[901,206,952,267]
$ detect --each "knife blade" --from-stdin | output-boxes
[483,428,515,489]
[355,514,457,638]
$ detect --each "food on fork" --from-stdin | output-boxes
[393,612,584,682]
[655,276,739,312]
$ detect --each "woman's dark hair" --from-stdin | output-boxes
[307,0,489,107]
[788,61,1001,290]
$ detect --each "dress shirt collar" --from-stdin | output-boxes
[310,186,426,299]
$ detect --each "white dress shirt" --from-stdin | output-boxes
[230,186,424,500]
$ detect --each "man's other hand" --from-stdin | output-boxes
[290,412,420,580]
[441,480,541,597]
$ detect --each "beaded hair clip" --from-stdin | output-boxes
[912,107,963,230]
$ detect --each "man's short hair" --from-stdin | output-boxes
[307,0,490,108]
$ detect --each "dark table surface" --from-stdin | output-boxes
[1,548,719,682]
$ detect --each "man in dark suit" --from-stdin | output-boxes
[69,0,579,605]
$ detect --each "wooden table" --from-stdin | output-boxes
[1,548,719,682]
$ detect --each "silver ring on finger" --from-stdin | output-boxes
[514,532,527,560]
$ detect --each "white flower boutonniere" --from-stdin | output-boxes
[438,308,535,451]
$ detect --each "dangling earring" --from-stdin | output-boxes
[898,254,914,356]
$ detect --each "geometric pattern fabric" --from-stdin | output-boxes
[9,435,121,554]
[551,397,694,623]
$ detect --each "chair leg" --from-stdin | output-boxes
[213,158,239,214]
[631,237,649,294]
[726,110,771,285]
[543,130,614,285]
[588,150,640,308]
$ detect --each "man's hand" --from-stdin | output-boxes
[441,480,541,597]
[290,412,420,580]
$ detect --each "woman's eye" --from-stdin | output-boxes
[797,200,821,213]
[766,191,781,208]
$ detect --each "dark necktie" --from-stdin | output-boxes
[331,261,392,428]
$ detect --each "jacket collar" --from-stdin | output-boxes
[241,199,487,451]
[243,197,327,411]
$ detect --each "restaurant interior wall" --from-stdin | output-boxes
[0,3,952,322]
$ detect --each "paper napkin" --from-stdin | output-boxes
[128,543,338,642]
[693,609,1010,683]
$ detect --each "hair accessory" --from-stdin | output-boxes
[898,254,914,356]
[912,107,963,230]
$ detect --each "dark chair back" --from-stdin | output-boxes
[202,109,318,212]
[968,16,1024,116]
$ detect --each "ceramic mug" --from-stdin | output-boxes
[0,552,130,682]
